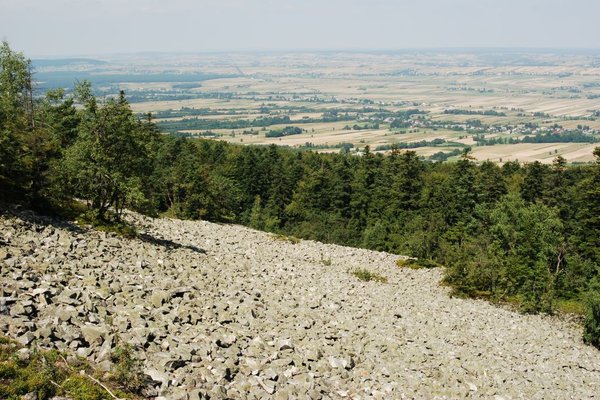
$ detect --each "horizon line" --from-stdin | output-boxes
[29,46,600,59]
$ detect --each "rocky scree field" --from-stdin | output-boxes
[1,209,599,399]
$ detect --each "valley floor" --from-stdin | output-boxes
[1,210,599,399]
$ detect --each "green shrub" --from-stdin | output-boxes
[110,345,145,393]
[351,268,387,283]
[320,253,332,266]
[0,335,140,399]
[396,257,442,269]
[583,291,600,349]
[77,210,138,238]
[273,233,300,244]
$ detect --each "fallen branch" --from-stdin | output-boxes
[59,353,124,399]
[80,370,124,400]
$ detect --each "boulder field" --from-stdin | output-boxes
[1,209,599,399]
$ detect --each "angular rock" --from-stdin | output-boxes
[80,323,108,346]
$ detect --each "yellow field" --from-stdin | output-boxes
[118,51,600,163]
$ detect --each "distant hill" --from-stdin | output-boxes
[32,58,108,68]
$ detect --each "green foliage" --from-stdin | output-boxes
[0,335,136,399]
[445,194,564,313]
[320,253,332,266]
[58,88,158,221]
[273,233,300,244]
[77,210,138,238]
[583,290,600,349]
[0,41,33,196]
[109,345,146,393]
[249,195,264,230]
[351,268,388,283]
[265,126,303,138]
[556,299,586,315]
[60,375,113,400]
[396,258,442,269]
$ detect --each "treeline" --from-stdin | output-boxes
[1,42,599,348]
[444,109,506,116]
[429,148,463,162]
[152,107,234,119]
[157,112,355,134]
[474,131,600,146]
[375,139,466,151]
[265,126,303,138]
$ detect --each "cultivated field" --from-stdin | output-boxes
[37,50,600,163]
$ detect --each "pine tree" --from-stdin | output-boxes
[0,41,32,195]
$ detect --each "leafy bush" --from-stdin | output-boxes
[583,291,600,349]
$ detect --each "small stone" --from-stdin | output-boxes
[55,305,78,323]
[187,389,203,400]
[150,291,170,308]
[32,287,49,296]
[17,348,31,362]
[9,302,26,316]
[95,335,113,362]
[76,347,93,358]
[166,359,188,370]
[328,356,354,370]
[97,360,113,372]
[256,376,276,394]
[217,334,237,348]
[80,324,107,346]
[277,338,294,351]
[17,332,34,346]
[145,368,169,386]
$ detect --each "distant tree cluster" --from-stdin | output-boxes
[444,109,506,116]
[265,126,303,138]
[158,112,355,135]
[474,131,600,146]
[375,138,449,151]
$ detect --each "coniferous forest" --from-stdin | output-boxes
[1,42,599,348]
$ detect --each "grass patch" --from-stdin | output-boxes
[0,335,142,399]
[557,299,586,315]
[320,253,332,266]
[272,233,300,244]
[350,268,387,283]
[396,257,442,269]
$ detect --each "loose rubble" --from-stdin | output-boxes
[1,209,599,399]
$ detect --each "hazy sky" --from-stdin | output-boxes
[1,0,599,57]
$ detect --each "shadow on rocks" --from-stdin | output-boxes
[138,233,207,254]
[1,203,86,235]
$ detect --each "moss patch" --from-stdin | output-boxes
[0,335,140,399]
